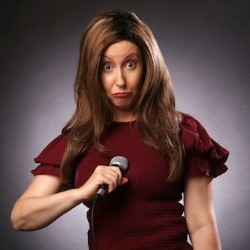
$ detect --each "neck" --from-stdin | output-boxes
[113,112,137,122]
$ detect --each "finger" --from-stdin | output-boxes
[100,166,122,185]
[94,172,119,192]
[121,177,129,185]
[94,166,123,192]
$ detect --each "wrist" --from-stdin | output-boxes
[71,187,91,204]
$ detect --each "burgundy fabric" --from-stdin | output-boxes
[180,114,228,177]
[31,114,229,249]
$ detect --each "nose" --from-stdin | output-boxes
[115,68,126,87]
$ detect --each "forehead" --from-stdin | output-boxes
[103,40,141,58]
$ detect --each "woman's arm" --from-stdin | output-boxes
[11,166,128,231]
[184,176,221,250]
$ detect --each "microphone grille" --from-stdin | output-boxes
[110,156,128,173]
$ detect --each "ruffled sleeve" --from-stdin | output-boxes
[31,134,68,177]
[180,114,229,178]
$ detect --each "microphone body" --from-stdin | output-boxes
[94,156,128,202]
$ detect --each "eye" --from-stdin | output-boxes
[126,61,136,69]
[103,63,112,71]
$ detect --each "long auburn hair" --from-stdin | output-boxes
[61,10,184,187]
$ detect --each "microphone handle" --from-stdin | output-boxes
[93,156,128,203]
[95,184,109,199]
[94,163,121,201]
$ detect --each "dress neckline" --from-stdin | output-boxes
[111,120,137,124]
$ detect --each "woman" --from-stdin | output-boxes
[11,10,229,249]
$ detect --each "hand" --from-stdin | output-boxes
[76,165,129,202]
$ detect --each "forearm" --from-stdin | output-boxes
[11,165,128,231]
[11,188,83,231]
[190,224,221,250]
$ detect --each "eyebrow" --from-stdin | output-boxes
[102,53,139,61]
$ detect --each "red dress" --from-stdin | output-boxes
[32,114,229,249]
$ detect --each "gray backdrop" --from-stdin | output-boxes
[1,0,249,249]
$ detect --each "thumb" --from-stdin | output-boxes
[120,177,129,185]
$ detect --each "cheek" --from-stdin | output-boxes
[101,75,109,91]
[133,71,143,90]
[101,75,113,98]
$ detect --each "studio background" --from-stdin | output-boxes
[1,1,249,249]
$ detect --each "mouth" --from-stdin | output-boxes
[113,92,131,98]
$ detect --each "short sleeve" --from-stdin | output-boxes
[180,114,229,178]
[31,134,67,177]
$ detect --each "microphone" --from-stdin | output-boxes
[94,156,128,203]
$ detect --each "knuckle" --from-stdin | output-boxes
[95,165,105,173]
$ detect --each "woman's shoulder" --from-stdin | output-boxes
[179,113,229,177]
[34,134,68,165]
[180,113,218,152]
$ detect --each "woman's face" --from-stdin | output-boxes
[101,40,144,122]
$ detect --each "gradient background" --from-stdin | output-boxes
[1,1,249,249]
